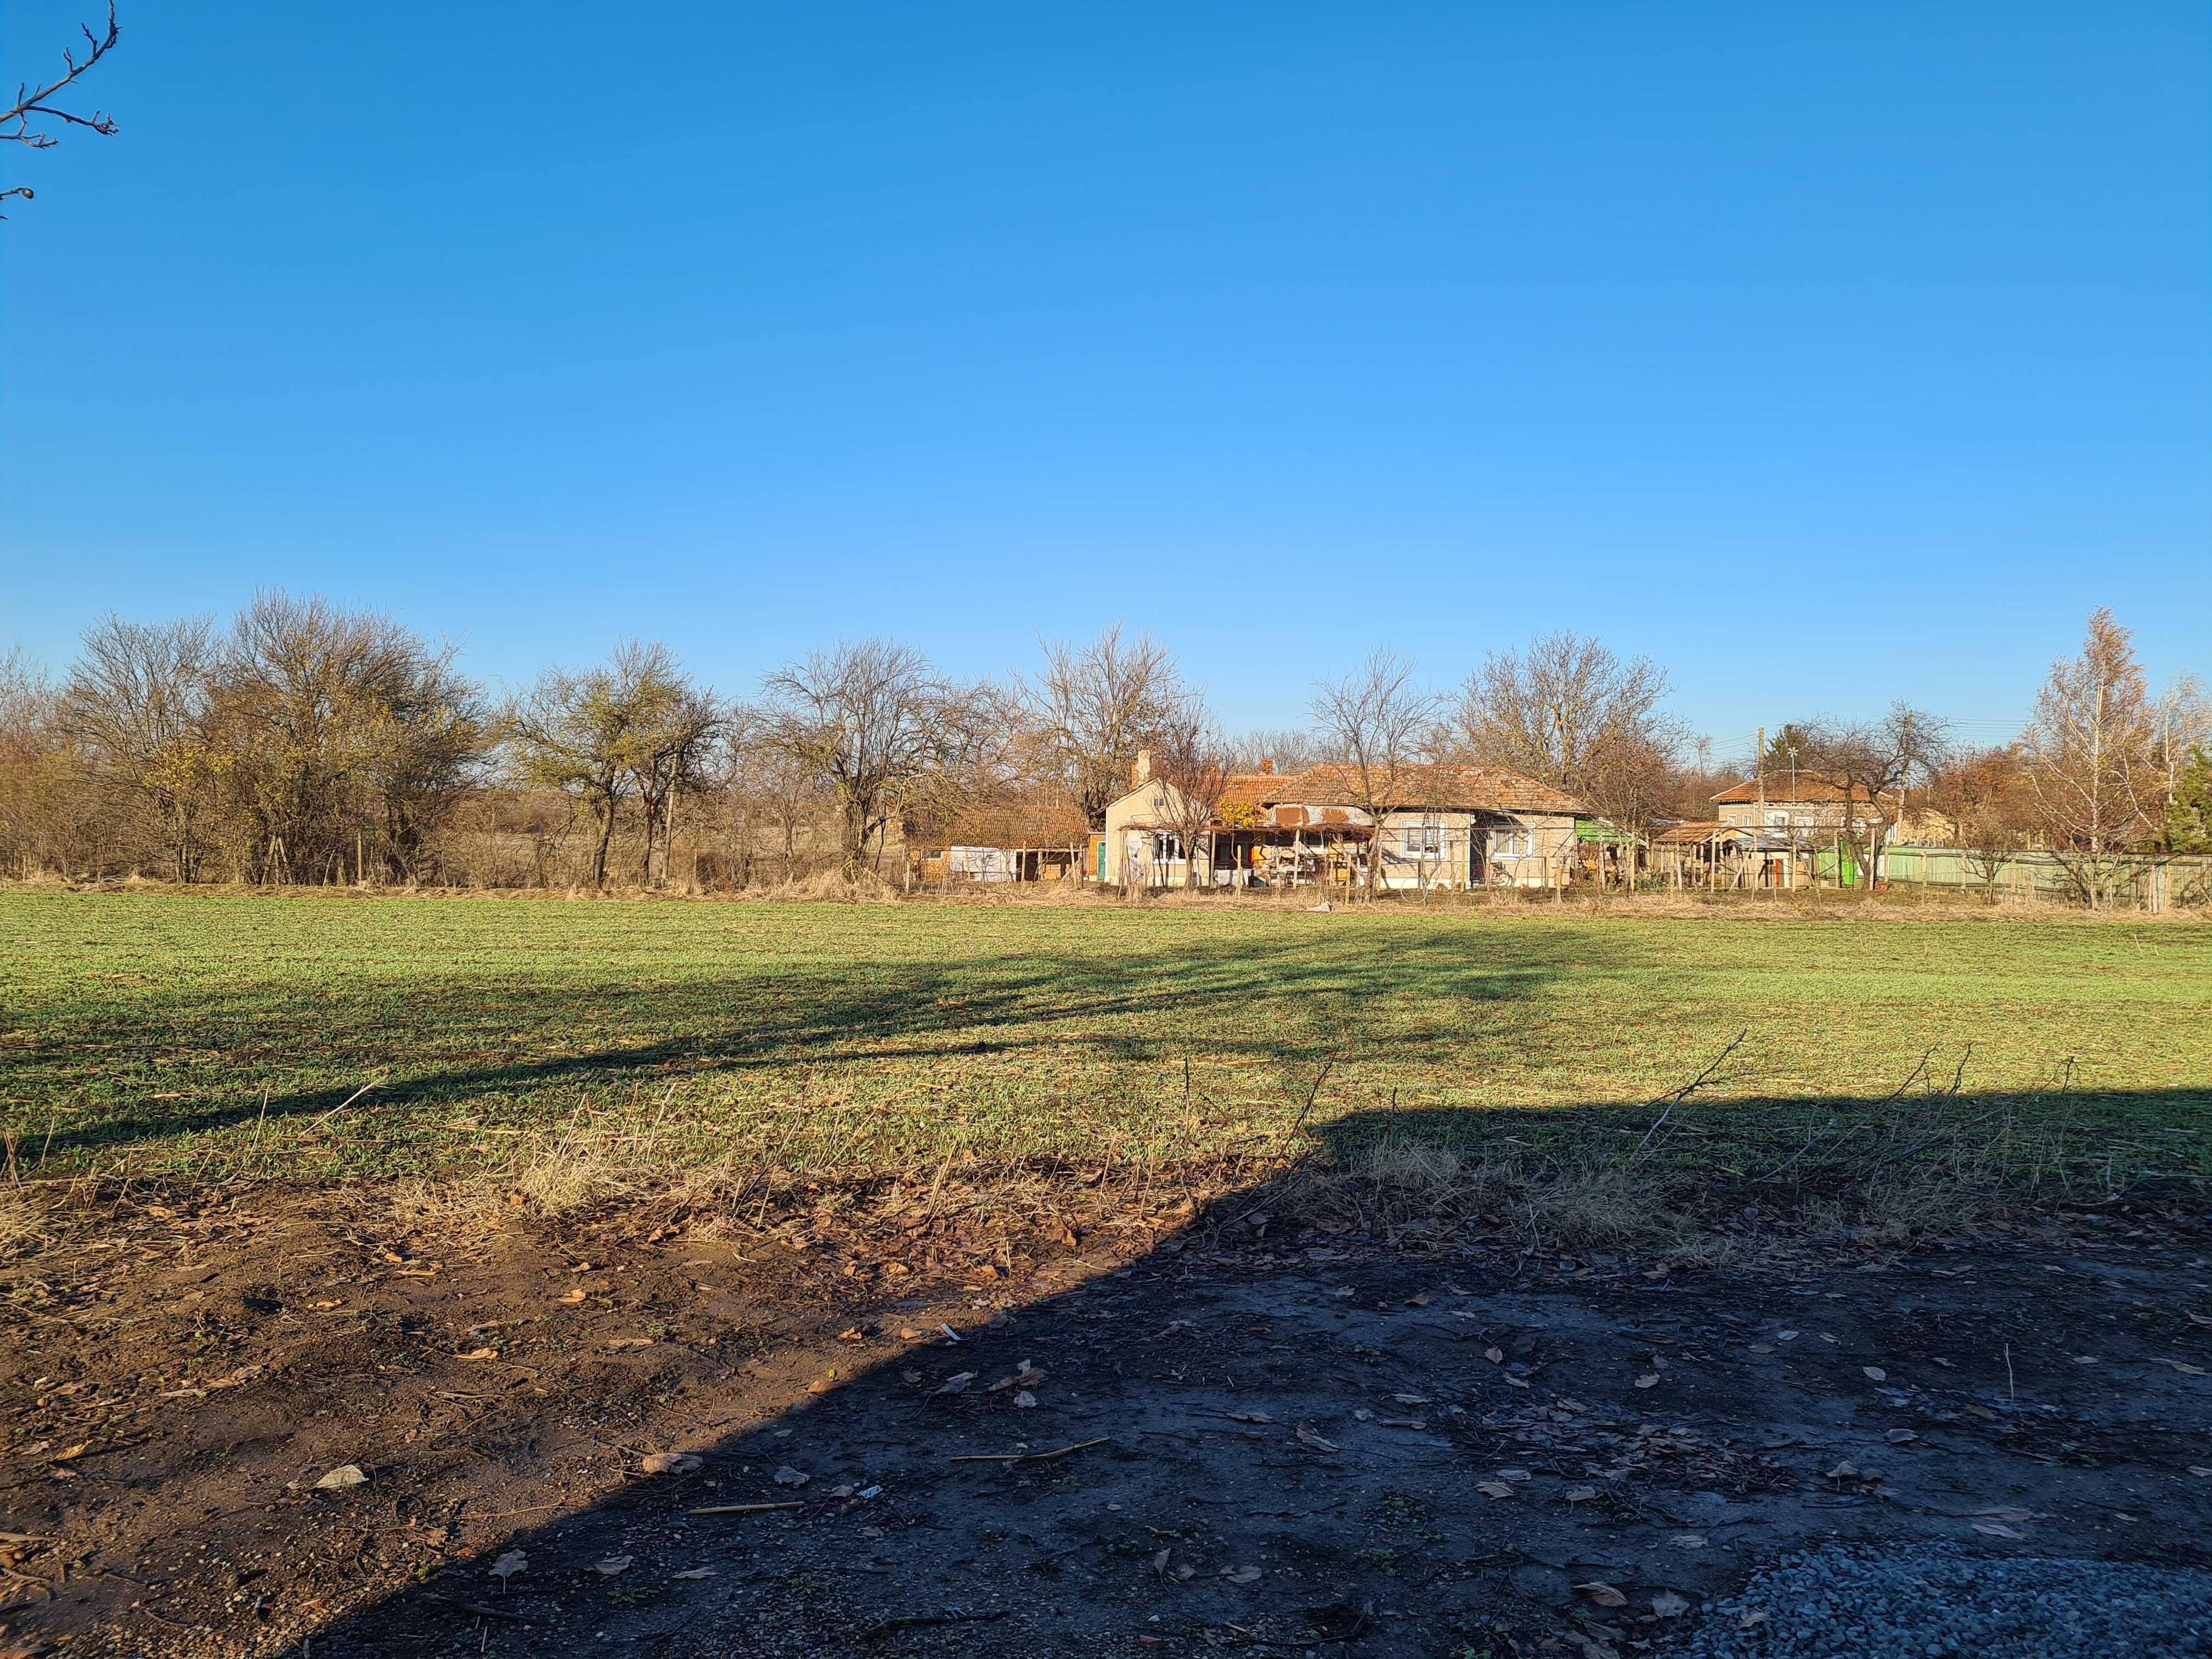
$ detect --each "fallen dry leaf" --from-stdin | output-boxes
[1634,1374,1660,1390]
[593,1555,632,1577]
[1013,1390,1037,1409]
[1293,1423,1340,1453]
[455,1348,499,1362]
[489,1549,527,1583]
[1484,1347,1504,1364]
[1973,1522,2024,1539]
[1885,1428,1919,1444]
[2190,1466,2212,1478]
[1404,1294,1430,1307]
[1573,1582,1628,1608]
[838,1327,865,1342]
[1227,1411,1274,1424]
[606,1338,654,1351]
[50,1444,86,1463]
[313,1464,367,1491]
[554,1288,586,1305]
[672,1567,716,1580]
[1152,1548,1171,1578]
[931,1372,978,1397]
[774,1466,810,1487]
[1863,1367,1887,1381]
[1826,1460,1859,1480]
[1503,1374,1530,1388]
[1565,1485,1599,1503]
[639,1452,702,1476]
[1650,1591,1690,1618]
[988,1367,1047,1392]
[1392,1393,1431,1405]
[1739,1610,1769,1629]
[1476,1481,1515,1499]
[1223,1565,1262,1585]
[1671,1533,1707,1549]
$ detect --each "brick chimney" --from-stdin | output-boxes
[1133,748,1153,786]
[1259,757,1274,775]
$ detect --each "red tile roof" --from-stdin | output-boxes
[1711,774,1899,806]
[1212,764,1582,816]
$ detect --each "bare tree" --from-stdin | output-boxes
[1800,704,1950,892]
[2021,607,2162,907]
[1453,631,1683,821]
[0,648,80,878]
[760,639,981,880]
[1026,624,1186,830]
[1927,745,2035,895]
[724,706,828,881]
[2,4,121,213]
[1150,704,1235,890]
[1309,649,1441,899]
[214,592,488,885]
[510,641,690,889]
[621,654,721,885]
[63,614,220,882]
[1223,726,1334,774]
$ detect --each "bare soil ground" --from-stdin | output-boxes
[2,1186,2209,1659]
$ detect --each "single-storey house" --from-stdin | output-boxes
[1712,775,1904,838]
[903,794,1093,885]
[1100,755,1585,890]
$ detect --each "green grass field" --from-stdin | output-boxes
[1,890,2206,1187]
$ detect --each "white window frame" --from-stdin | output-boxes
[1399,824,1443,858]
[1489,827,1533,860]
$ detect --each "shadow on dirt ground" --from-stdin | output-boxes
[1,1110,2208,1659]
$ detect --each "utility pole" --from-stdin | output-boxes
[1757,726,1767,890]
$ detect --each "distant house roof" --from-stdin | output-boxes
[1652,820,1739,845]
[1256,764,1583,815]
[905,794,1091,851]
[1142,763,1583,820]
[1712,774,1899,806]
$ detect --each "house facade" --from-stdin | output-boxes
[1101,756,1584,890]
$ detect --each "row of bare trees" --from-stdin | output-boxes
[3,599,2204,897]
[0,595,489,885]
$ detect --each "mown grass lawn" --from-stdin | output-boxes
[1,890,2205,1184]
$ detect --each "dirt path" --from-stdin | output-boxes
[2,1192,2207,1658]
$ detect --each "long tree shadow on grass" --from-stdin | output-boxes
[24,933,1585,1160]
[16,1086,2201,1658]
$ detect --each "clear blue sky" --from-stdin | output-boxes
[3,2,2207,754]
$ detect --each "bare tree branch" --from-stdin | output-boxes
[2,3,122,212]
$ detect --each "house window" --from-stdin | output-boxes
[1400,825,1443,857]
[1490,828,1532,860]
[1152,832,1183,863]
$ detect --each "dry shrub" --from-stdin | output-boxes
[385,1177,515,1243]
[749,867,904,905]
[0,1187,44,1254]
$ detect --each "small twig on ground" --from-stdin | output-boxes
[425,1594,534,1624]
[946,1436,1108,1465]
[311,1080,383,1128]
[1647,1029,1748,1108]
[686,1500,805,1517]
[1285,1058,1337,1142]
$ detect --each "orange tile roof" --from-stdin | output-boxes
[1210,764,1582,816]
[1712,774,1899,806]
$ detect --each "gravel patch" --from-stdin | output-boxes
[1681,1542,2212,1658]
